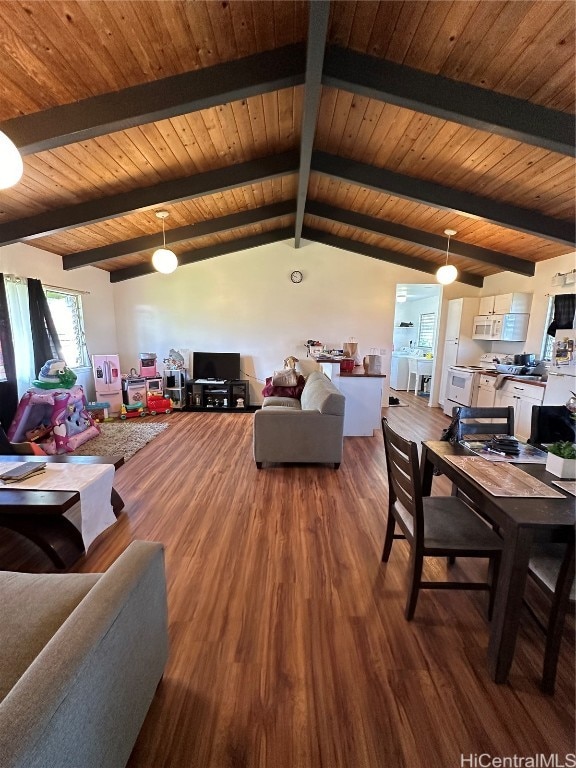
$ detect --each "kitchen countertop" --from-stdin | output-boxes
[481,371,546,388]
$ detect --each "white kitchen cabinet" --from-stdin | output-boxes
[474,374,496,409]
[478,293,532,315]
[494,379,544,441]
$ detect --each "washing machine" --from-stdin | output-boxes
[390,353,411,390]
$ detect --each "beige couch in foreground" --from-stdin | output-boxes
[253,370,345,468]
[0,541,168,768]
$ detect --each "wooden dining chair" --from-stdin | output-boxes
[526,540,575,694]
[381,418,503,620]
[453,406,515,442]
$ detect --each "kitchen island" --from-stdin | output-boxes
[320,362,386,437]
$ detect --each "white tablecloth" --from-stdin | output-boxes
[0,462,116,550]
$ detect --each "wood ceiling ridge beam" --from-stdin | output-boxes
[323,46,575,158]
[311,151,575,247]
[306,200,535,276]
[0,152,299,247]
[294,0,330,247]
[63,200,297,269]
[1,44,307,155]
[110,227,294,283]
[302,226,483,288]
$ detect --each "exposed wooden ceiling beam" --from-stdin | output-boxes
[306,200,535,276]
[294,0,330,248]
[63,201,296,269]
[302,226,483,288]
[312,151,575,246]
[0,45,306,155]
[110,228,294,282]
[0,152,299,246]
[323,46,575,158]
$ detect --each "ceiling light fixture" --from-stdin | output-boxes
[152,211,178,274]
[396,295,407,303]
[436,229,458,285]
[0,130,23,190]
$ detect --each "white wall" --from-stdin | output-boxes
[393,292,440,351]
[0,242,118,398]
[112,239,441,406]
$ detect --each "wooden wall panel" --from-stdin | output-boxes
[308,175,569,262]
[0,1,308,120]
[32,177,298,256]
[329,1,575,111]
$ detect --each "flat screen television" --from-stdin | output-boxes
[193,352,240,381]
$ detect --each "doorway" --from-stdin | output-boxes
[392,284,441,401]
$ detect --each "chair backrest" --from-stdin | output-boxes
[381,418,423,541]
[528,405,576,447]
[454,406,515,442]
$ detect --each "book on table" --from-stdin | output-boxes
[0,462,47,483]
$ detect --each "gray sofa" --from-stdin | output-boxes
[253,370,345,468]
[0,541,169,768]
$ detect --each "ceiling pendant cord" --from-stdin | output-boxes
[436,228,458,285]
[152,211,178,274]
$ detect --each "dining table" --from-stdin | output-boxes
[420,440,575,684]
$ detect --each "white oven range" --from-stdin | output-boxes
[442,353,516,416]
[443,366,482,416]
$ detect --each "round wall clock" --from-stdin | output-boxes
[291,270,303,284]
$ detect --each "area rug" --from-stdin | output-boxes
[71,421,169,461]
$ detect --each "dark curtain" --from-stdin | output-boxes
[547,293,576,336]
[0,274,18,430]
[27,278,64,373]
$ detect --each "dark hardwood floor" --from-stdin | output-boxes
[2,392,574,766]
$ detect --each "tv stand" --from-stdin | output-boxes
[187,379,250,411]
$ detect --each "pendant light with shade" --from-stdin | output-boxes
[0,131,23,190]
[152,211,178,274]
[436,229,458,285]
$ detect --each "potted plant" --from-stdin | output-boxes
[545,440,576,479]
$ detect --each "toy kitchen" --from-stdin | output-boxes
[122,353,163,407]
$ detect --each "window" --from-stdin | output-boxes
[44,288,88,368]
[541,297,554,361]
[418,313,435,349]
[0,338,5,381]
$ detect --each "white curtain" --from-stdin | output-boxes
[4,275,35,397]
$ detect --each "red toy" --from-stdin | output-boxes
[147,394,172,415]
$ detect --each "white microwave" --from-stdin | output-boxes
[472,314,529,342]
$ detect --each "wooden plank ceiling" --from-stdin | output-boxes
[0,0,573,286]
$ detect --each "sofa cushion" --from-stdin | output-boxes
[300,371,345,416]
[0,572,100,702]
[262,396,302,409]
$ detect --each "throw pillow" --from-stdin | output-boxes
[262,375,306,399]
[272,369,298,387]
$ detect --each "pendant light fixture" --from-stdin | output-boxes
[0,130,23,190]
[436,228,458,285]
[152,210,178,274]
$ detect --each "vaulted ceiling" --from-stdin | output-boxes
[0,0,574,286]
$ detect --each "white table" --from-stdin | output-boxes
[408,358,433,394]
